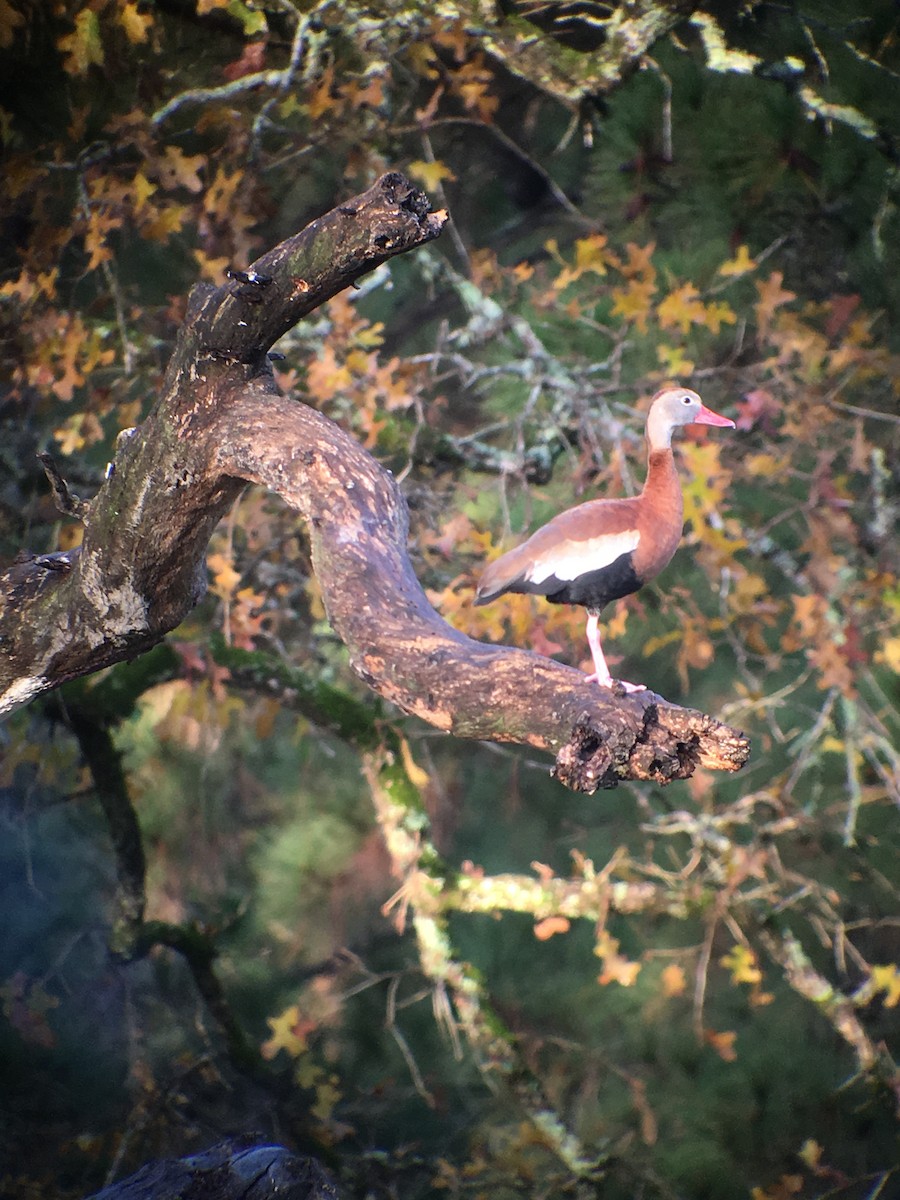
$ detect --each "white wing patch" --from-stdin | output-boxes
[526,529,640,585]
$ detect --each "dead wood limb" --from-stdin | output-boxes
[0,170,749,790]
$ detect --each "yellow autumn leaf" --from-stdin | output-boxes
[340,70,382,109]
[355,322,385,348]
[745,452,780,476]
[398,735,430,791]
[192,249,230,284]
[718,243,757,276]
[118,0,153,43]
[720,944,762,985]
[406,41,439,79]
[406,159,457,190]
[798,1139,823,1169]
[573,233,610,274]
[131,169,157,213]
[204,165,243,216]
[871,964,900,1007]
[656,342,695,377]
[657,282,706,333]
[0,0,25,50]
[876,636,900,674]
[58,8,104,75]
[344,347,372,376]
[703,300,737,333]
[140,202,187,241]
[643,629,680,658]
[455,75,498,122]
[310,1073,341,1121]
[728,572,768,615]
[54,413,103,455]
[618,240,656,279]
[595,931,641,987]
[611,279,656,332]
[261,1004,308,1060]
[207,552,241,601]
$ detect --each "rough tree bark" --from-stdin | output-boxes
[0,171,749,792]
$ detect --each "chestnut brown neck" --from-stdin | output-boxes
[637,448,684,575]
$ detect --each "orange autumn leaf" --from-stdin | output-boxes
[660,963,687,997]
[704,1029,738,1061]
[306,345,352,403]
[599,957,641,988]
[307,63,337,119]
[755,270,796,334]
[751,1175,804,1200]
[228,587,269,650]
[342,70,386,109]
[595,931,641,987]
[534,916,570,941]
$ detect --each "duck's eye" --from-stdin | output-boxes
[681,395,694,405]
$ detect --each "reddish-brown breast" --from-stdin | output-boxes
[631,449,684,582]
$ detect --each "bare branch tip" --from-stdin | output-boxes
[36,451,89,521]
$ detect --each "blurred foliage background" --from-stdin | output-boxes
[0,2,898,1197]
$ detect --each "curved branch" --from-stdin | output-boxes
[0,170,749,791]
[220,382,749,790]
[0,173,446,713]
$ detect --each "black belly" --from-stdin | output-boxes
[543,551,642,612]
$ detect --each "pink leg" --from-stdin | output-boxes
[583,612,645,693]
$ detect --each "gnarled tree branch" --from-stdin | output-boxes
[0,171,749,791]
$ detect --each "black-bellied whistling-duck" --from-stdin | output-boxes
[474,388,735,691]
